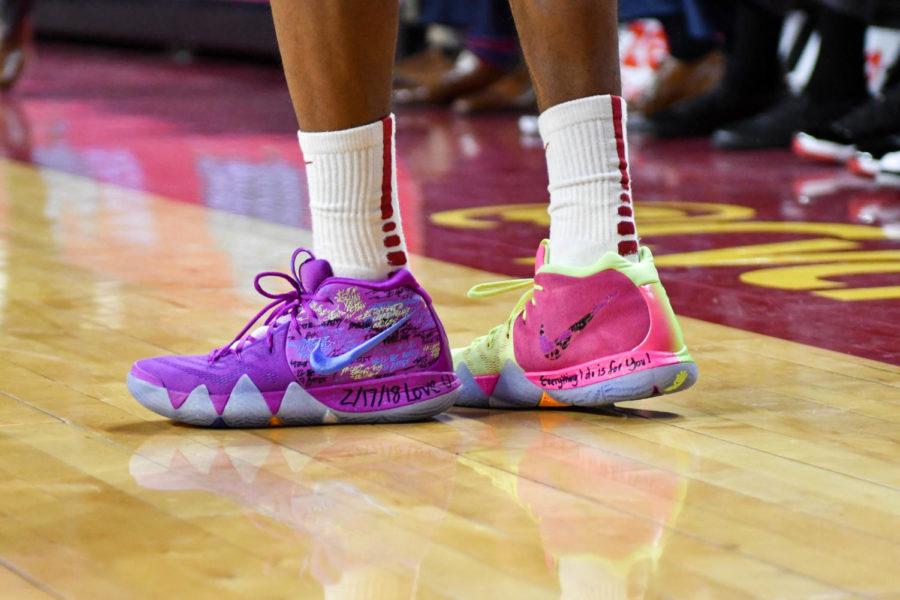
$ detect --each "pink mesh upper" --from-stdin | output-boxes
[512,269,651,371]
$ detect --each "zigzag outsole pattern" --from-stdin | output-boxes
[455,360,698,408]
[127,373,460,428]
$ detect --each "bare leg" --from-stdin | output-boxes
[269,1,407,279]
[509,0,639,266]
[507,0,621,110]
[269,0,398,131]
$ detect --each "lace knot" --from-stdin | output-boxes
[466,277,543,345]
[209,248,317,363]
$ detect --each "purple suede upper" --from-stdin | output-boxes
[285,269,451,388]
[133,255,452,395]
[134,326,298,396]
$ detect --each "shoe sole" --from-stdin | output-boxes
[792,134,855,164]
[127,370,461,428]
[847,154,878,178]
[455,353,698,409]
[876,171,900,188]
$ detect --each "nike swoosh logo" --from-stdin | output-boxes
[539,291,618,360]
[308,313,411,375]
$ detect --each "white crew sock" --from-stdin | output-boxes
[298,114,408,280]
[537,95,640,267]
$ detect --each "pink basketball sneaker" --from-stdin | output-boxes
[127,249,460,427]
[453,241,697,408]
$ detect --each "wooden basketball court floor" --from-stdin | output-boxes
[0,158,898,599]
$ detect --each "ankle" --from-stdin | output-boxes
[299,115,409,280]
[538,95,640,267]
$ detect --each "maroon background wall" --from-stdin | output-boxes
[34,0,279,57]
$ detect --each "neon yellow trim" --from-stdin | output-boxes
[538,246,660,286]
[467,278,533,299]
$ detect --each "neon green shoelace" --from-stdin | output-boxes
[466,278,544,348]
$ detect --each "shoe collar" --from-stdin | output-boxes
[535,240,659,286]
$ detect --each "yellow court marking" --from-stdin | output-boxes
[431,201,899,302]
[1,161,899,598]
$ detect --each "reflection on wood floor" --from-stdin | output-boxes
[1,161,899,598]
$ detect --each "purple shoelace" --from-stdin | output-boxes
[209,248,316,363]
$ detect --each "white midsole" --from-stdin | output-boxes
[876,171,900,187]
[851,153,880,177]
[794,133,856,162]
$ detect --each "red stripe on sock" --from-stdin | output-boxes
[611,97,631,190]
[618,240,639,256]
[380,116,394,220]
[611,96,639,258]
[381,115,408,269]
[617,221,636,235]
[387,251,408,267]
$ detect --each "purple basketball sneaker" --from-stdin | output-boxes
[127,248,460,427]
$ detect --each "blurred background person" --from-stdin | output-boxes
[392,0,726,117]
[0,0,32,90]
[621,0,724,118]
[644,0,788,140]
[393,0,535,114]
[717,0,900,154]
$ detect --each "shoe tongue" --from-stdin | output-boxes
[299,258,333,292]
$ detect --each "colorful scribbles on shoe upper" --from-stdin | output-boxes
[538,290,619,361]
[127,248,459,427]
[453,240,697,408]
[308,312,413,376]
